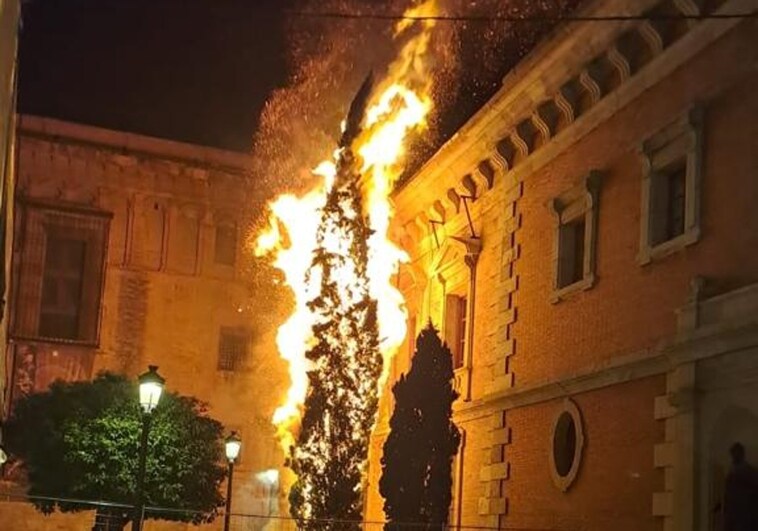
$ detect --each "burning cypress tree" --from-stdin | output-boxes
[379,323,461,529]
[288,76,383,530]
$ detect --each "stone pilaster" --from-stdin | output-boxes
[478,410,512,528]
[653,363,695,531]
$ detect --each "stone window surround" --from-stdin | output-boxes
[637,106,704,265]
[11,198,111,347]
[433,235,481,402]
[549,398,585,492]
[549,171,602,303]
[444,291,467,371]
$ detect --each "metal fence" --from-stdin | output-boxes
[0,493,553,531]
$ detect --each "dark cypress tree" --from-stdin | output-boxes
[287,75,383,531]
[380,323,461,529]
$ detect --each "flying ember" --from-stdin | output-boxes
[255,0,437,456]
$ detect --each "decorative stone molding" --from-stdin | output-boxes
[653,363,695,531]
[639,20,665,56]
[457,290,758,421]
[673,0,700,28]
[394,0,730,234]
[461,174,477,199]
[448,235,482,402]
[510,131,530,159]
[606,44,632,82]
[478,410,511,528]
[531,111,552,142]
[637,106,704,265]
[446,188,461,214]
[484,182,522,397]
[430,200,446,223]
[579,69,603,106]
[495,138,517,170]
[549,171,602,303]
[474,160,497,190]
[555,86,576,125]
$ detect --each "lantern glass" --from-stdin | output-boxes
[138,366,165,414]
[225,433,242,462]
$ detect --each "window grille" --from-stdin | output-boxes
[12,200,110,345]
[217,328,248,371]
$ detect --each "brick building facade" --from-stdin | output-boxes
[366,0,758,530]
[0,116,288,530]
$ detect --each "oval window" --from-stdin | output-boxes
[553,412,577,477]
[549,399,584,491]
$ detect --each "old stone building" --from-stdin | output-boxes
[0,116,287,530]
[366,0,758,530]
[0,0,20,458]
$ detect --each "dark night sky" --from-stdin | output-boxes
[18,0,292,153]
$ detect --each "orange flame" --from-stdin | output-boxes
[255,1,438,452]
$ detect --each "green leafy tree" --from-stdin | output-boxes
[4,372,226,530]
[287,75,383,531]
[379,323,461,529]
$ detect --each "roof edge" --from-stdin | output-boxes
[17,115,255,171]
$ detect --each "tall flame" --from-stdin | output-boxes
[255,1,438,452]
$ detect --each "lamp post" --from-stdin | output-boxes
[223,432,242,531]
[132,365,165,531]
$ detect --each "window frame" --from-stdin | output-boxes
[432,235,480,402]
[549,398,585,492]
[11,198,111,346]
[38,234,88,340]
[638,106,704,264]
[217,326,249,372]
[549,171,601,303]
[444,292,468,371]
[214,222,238,267]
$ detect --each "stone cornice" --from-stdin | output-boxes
[391,0,756,248]
[17,115,254,173]
[371,319,758,436]
[452,318,758,423]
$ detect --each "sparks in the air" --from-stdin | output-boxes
[255,0,438,453]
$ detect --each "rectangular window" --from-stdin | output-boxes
[39,237,87,339]
[550,171,600,302]
[445,294,467,370]
[12,201,109,344]
[638,106,703,264]
[217,328,248,371]
[557,217,586,289]
[650,161,687,246]
[457,297,467,369]
[214,224,237,266]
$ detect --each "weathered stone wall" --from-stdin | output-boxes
[2,116,291,526]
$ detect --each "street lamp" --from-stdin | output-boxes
[132,366,165,531]
[223,432,242,531]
